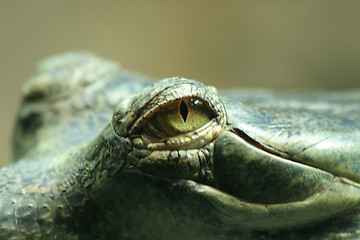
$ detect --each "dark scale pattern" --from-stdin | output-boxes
[1,52,360,239]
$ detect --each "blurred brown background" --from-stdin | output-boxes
[1,1,360,167]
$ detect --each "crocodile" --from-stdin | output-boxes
[1,52,360,239]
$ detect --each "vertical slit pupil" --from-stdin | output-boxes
[180,100,188,122]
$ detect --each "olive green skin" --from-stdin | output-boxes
[1,52,360,239]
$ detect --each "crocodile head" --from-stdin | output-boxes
[93,77,360,239]
[9,53,360,240]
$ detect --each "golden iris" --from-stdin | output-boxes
[152,98,212,136]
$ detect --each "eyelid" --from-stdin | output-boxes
[131,97,213,137]
[146,120,223,150]
[128,92,225,150]
[128,84,217,135]
[112,78,227,143]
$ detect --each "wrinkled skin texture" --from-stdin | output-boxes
[1,52,360,239]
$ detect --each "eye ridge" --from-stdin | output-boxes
[179,100,188,122]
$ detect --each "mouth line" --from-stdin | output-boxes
[230,126,331,169]
[230,127,324,167]
[230,127,284,157]
[230,127,360,187]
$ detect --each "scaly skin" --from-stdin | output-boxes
[1,52,360,239]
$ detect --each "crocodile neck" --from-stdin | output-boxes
[0,122,128,239]
[57,122,127,194]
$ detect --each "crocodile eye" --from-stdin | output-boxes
[147,98,213,137]
[112,78,227,152]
